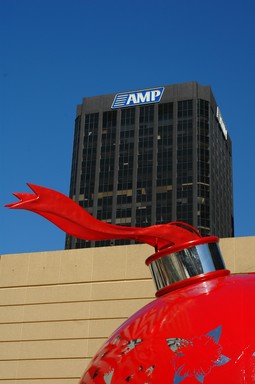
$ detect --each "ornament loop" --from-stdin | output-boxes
[149,242,226,293]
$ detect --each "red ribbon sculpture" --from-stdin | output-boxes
[6,183,202,251]
[7,183,255,383]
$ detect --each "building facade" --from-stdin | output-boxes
[66,82,234,249]
[2,236,255,383]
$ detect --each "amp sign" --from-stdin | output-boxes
[111,87,164,109]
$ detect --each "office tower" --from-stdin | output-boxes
[66,82,234,249]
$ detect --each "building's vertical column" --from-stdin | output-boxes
[192,97,198,229]
[209,104,214,235]
[172,100,177,221]
[91,111,103,247]
[151,104,158,225]
[70,107,86,248]
[112,109,121,224]
[228,139,234,236]
[74,107,85,205]
[207,91,216,235]
[131,106,140,226]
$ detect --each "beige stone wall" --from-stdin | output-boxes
[220,236,255,272]
[0,237,255,383]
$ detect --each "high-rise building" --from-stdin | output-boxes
[66,82,234,249]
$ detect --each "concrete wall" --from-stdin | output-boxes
[1,237,255,383]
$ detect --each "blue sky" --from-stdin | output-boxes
[1,0,255,254]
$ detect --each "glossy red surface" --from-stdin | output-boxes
[80,273,255,384]
[7,184,255,383]
[145,237,218,265]
[155,269,230,297]
[6,183,202,251]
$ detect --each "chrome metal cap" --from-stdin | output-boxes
[148,240,227,294]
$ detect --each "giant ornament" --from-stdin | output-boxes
[6,183,255,383]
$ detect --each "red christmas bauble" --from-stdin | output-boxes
[7,185,254,383]
[80,271,255,383]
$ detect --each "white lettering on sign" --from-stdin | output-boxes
[216,107,228,140]
[112,87,164,109]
